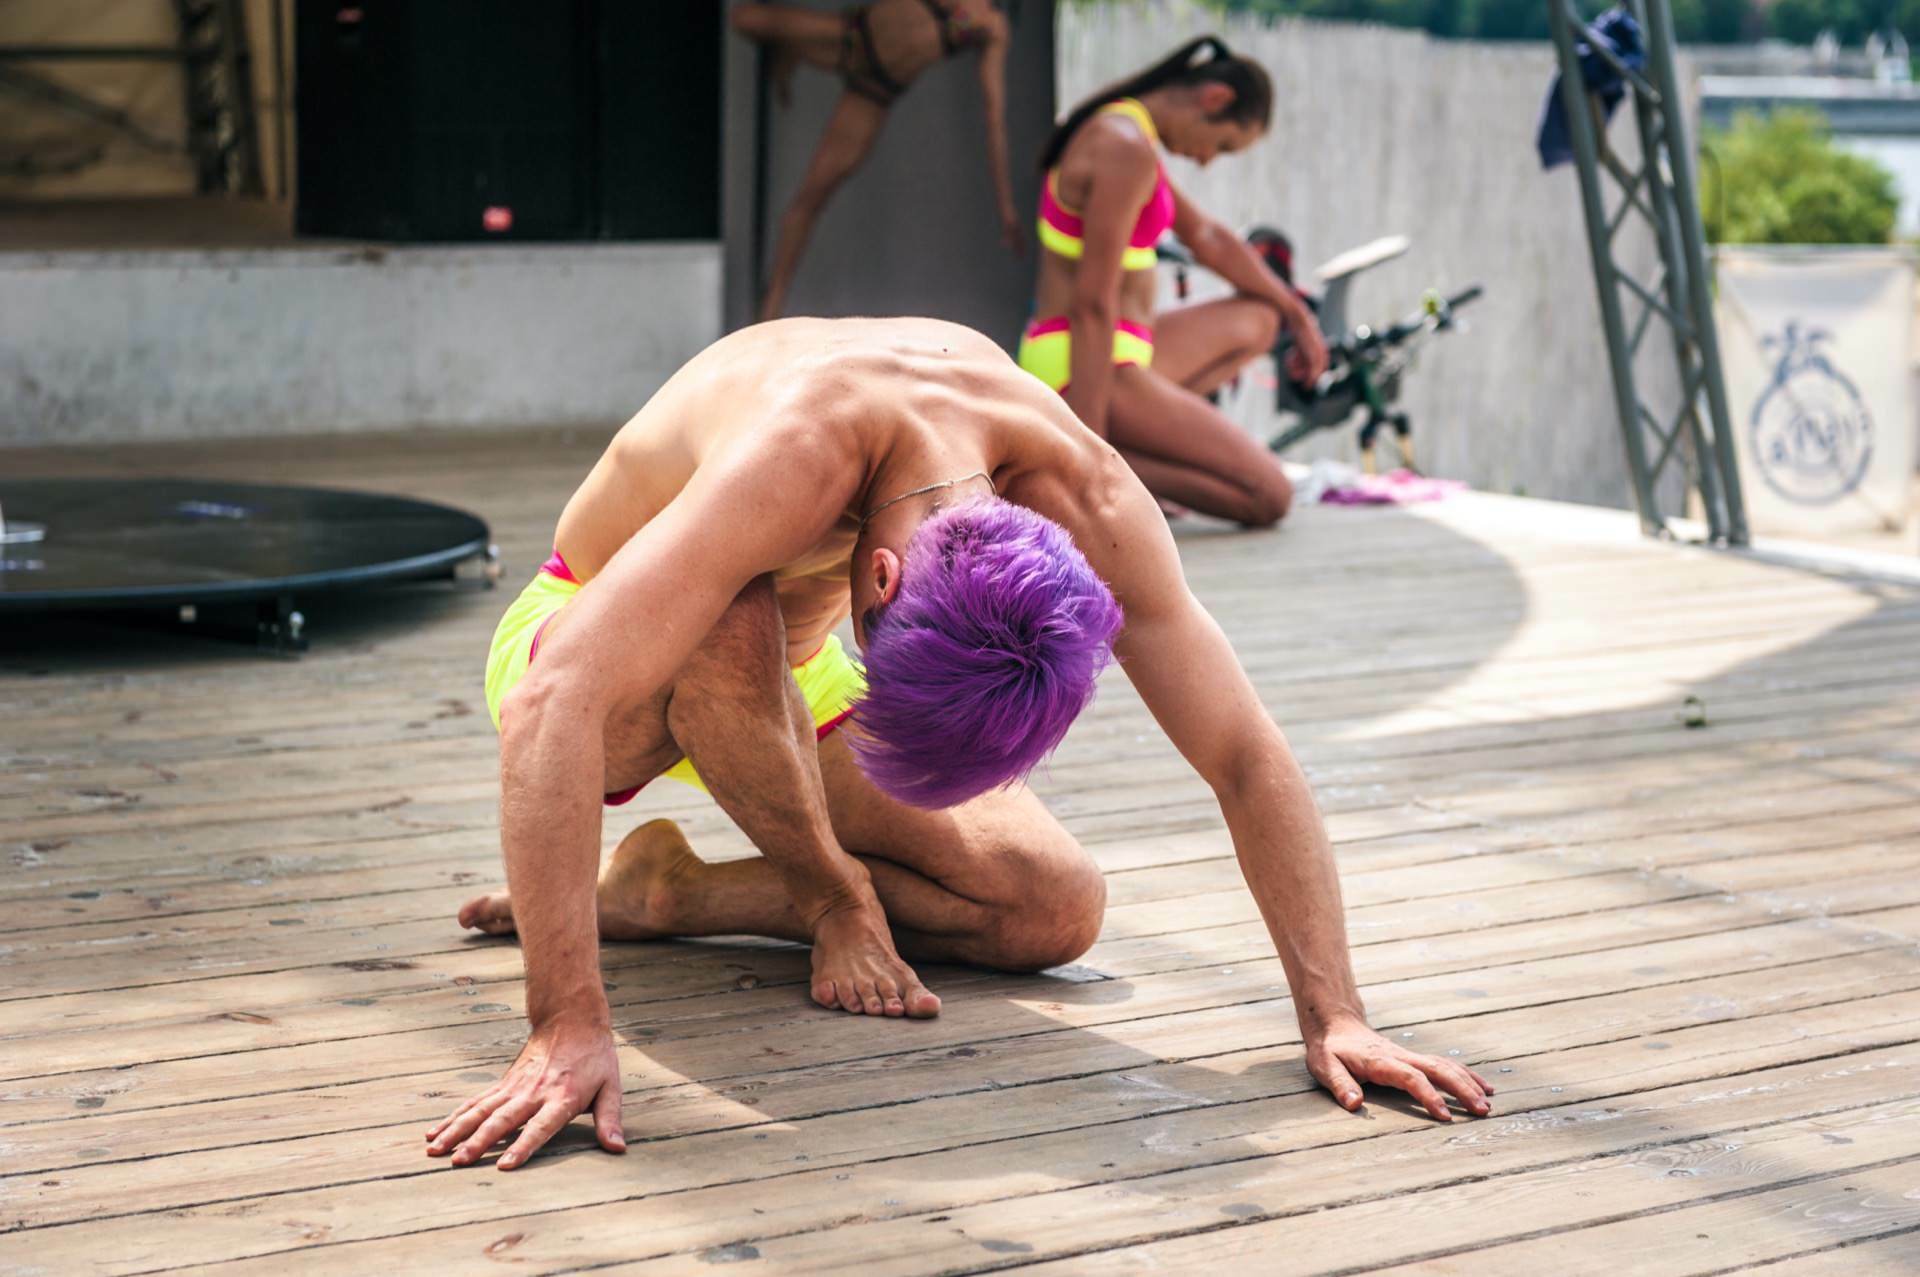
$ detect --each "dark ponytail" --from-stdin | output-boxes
[1039,35,1273,171]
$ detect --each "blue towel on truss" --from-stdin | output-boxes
[1537,7,1646,170]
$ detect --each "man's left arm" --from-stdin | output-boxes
[1094,482,1490,1120]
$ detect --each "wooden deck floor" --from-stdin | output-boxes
[5,431,1920,1275]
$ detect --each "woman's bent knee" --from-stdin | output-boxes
[1241,296,1283,352]
[1241,467,1293,528]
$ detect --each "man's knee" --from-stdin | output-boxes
[667,577,791,723]
[982,853,1107,972]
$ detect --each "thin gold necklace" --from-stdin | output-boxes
[858,470,994,529]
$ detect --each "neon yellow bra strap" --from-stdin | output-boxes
[1098,97,1162,149]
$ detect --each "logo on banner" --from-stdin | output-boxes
[1750,322,1874,505]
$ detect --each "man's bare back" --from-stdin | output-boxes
[427,318,1493,1172]
[543,317,1104,663]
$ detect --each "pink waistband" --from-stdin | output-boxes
[1023,316,1154,342]
[541,549,580,584]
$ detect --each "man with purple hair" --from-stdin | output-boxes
[429,317,1492,1172]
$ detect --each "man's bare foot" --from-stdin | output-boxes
[808,897,941,1019]
[457,819,699,941]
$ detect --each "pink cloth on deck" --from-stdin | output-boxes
[1320,470,1467,506]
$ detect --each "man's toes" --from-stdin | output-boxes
[905,983,942,1019]
[877,978,905,1017]
[837,981,867,1015]
[459,893,514,933]
[811,979,839,1010]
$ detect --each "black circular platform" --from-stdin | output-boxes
[0,479,491,614]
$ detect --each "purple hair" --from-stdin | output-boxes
[851,499,1124,809]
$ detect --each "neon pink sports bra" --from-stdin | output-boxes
[1036,98,1175,272]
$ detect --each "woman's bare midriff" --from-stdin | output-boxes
[1030,251,1159,329]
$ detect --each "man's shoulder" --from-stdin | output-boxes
[1014,437,1147,540]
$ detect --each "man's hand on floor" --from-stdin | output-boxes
[1305,1013,1494,1123]
[425,1010,626,1170]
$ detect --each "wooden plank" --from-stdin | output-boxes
[683,1070,1920,1277]
[10,829,1918,1082]
[6,906,1917,1244]
[40,1004,1920,1276]
[6,428,1917,1274]
[1370,1165,1920,1274]
[1735,1230,1920,1274]
[11,826,1912,1009]
[12,935,1919,1186]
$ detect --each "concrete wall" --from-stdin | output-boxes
[1060,1,1690,510]
[0,243,719,446]
[723,0,1056,344]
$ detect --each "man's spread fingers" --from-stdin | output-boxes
[428,1088,501,1144]
[1373,1059,1451,1122]
[452,1096,539,1166]
[593,1083,627,1153]
[498,1100,574,1171]
[428,1095,502,1156]
[1424,1059,1491,1114]
[1315,1055,1365,1112]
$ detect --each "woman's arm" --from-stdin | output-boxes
[974,15,1021,254]
[1170,183,1329,385]
[1063,130,1159,437]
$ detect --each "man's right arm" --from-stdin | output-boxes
[427,433,862,1170]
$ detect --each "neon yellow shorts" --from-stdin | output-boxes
[483,561,866,802]
[1016,316,1156,393]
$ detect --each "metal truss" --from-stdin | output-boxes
[1548,0,1749,545]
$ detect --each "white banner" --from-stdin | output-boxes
[1714,247,1916,537]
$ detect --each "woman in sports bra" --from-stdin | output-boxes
[730,0,1019,321]
[1020,36,1327,527]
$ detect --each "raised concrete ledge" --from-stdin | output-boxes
[2,241,722,448]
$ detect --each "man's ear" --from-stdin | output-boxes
[872,547,903,607]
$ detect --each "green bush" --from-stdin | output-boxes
[1703,109,1898,244]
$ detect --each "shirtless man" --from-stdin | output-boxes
[426,318,1492,1172]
